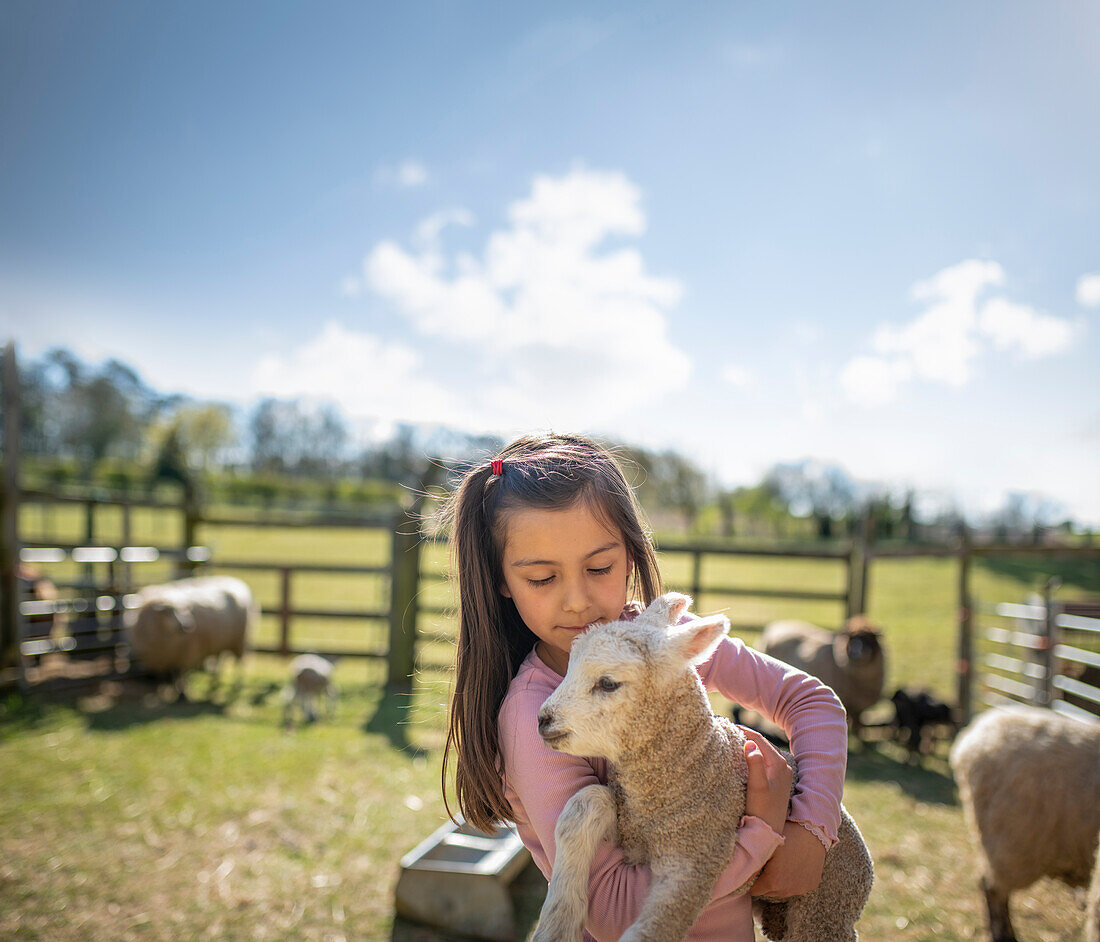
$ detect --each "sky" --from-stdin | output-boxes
[1,1,1098,524]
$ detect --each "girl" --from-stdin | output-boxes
[442,433,848,942]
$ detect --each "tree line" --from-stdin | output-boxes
[1,346,1079,542]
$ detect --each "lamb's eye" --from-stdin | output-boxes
[595,677,620,693]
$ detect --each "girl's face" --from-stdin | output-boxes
[498,501,631,676]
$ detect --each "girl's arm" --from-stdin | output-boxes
[697,636,848,849]
[499,683,785,941]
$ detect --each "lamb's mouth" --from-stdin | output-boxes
[540,730,569,748]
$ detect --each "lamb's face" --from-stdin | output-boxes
[536,622,653,761]
[535,591,730,762]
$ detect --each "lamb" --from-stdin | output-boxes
[890,687,957,759]
[761,617,885,739]
[949,705,1100,942]
[17,563,67,643]
[532,593,873,942]
[281,653,337,725]
[125,575,256,696]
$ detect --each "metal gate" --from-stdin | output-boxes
[976,587,1100,722]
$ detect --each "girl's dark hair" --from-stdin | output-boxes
[442,432,661,831]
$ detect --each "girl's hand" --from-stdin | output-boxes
[750,822,826,900]
[741,727,792,835]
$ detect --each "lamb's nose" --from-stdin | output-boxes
[537,709,553,733]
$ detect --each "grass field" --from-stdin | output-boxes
[4,502,1098,940]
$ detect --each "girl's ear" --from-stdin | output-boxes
[666,614,730,665]
[499,581,512,599]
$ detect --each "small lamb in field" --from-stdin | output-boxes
[761,618,885,739]
[125,576,256,697]
[949,705,1100,942]
[533,593,873,942]
[281,654,337,725]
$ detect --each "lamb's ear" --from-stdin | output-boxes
[666,614,730,665]
[643,592,693,626]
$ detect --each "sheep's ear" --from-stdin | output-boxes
[666,614,730,665]
[644,592,693,626]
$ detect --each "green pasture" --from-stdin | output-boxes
[4,502,1098,939]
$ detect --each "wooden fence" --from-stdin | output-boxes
[5,486,419,688]
[5,475,1100,714]
[3,481,872,691]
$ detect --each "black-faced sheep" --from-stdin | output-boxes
[125,576,255,696]
[761,617,885,739]
[281,654,337,725]
[533,593,873,942]
[950,705,1100,942]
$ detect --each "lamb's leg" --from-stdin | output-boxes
[326,684,338,719]
[620,863,718,942]
[781,896,857,942]
[772,809,871,942]
[982,876,1018,942]
[532,784,617,942]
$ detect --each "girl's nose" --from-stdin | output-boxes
[561,577,590,614]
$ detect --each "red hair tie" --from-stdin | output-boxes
[491,459,504,476]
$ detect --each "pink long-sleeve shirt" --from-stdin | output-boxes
[498,633,848,942]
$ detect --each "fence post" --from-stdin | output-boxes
[856,511,872,617]
[0,343,20,671]
[179,486,200,579]
[1039,577,1059,707]
[279,567,292,657]
[388,509,421,690]
[690,549,703,606]
[956,528,972,725]
[846,510,872,620]
[84,498,96,624]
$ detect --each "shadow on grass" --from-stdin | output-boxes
[0,679,236,734]
[364,685,429,759]
[390,860,547,942]
[0,691,52,739]
[82,694,227,731]
[845,743,958,806]
[977,554,1100,596]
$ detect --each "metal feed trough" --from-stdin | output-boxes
[395,817,532,941]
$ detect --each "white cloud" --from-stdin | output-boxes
[722,365,753,389]
[359,167,690,427]
[839,355,912,405]
[414,208,475,248]
[1077,273,1100,307]
[977,297,1076,358]
[373,159,430,189]
[842,259,1079,405]
[396,160,429,187]
[871,259,1003,387]
[251,321,461,425]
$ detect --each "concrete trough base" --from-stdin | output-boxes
[395,817,532,941]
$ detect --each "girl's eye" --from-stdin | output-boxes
[528,575,554,587]
[595,677,620,693]
[589,565,613,576]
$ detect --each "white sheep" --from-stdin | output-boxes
[761,618,885,739]
[949,705,1100,942]
[532,593,874,942]
[125,576,256,696]
[281,654,337,725]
